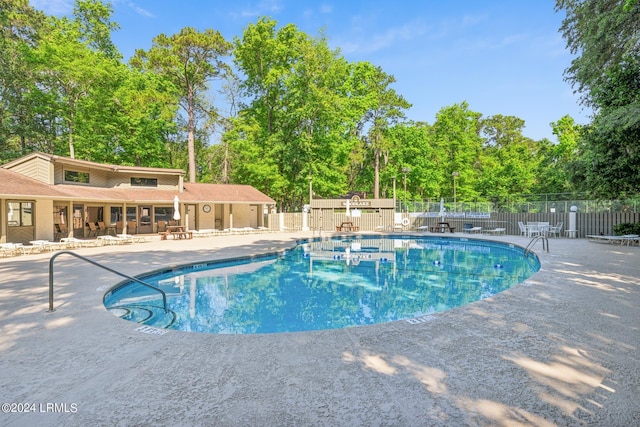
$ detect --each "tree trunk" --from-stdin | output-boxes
[68,111,75,159]
[374,147,380,199]
[187,86,196,183]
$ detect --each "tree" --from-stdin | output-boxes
[478,114,541,198]
[575,55,640,194]
[383,122,440,200]
[556,0,640,195]
[0,0,46,159]
[28,0,119,158]
[535,115,581,194]
[232,18,359,209]
[556,0,640,108]
[431,102,483,200]
[349,62,411,198]
[131,27,232,182]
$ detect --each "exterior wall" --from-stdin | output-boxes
[6,156,53,184]
[231,204,251,228]
[35,199,54,240]
[54,163,109,186]
[195,204,217,230]
[108,172,179,190]
[51,163,181,189]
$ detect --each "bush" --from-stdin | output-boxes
[612,222,640,235]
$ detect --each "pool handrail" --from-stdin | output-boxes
[525,234,549,254]
[48,250,168,313]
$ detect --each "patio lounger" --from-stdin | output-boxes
[0,243,20,257]
[484,228,506,235]
[117,234,148,243]
[98,235,129,245]
[586,234,639,246]
[464,227,483,234]
[60,237,100,248]
[192,229,214,237]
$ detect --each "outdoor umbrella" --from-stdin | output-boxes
[173,196,181,222]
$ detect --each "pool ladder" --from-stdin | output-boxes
[525,234,549,254]
[313,226,327,240]
[47,250,168,313]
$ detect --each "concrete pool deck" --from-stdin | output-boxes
[0,232,638,426]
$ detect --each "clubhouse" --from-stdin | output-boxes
[0,152,275,244]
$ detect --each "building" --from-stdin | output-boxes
[1,152,275,243]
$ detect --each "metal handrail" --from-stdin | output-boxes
[525,234,549,254]
[48,250,168,313]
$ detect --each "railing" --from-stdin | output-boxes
[47,250,168,313]
[525,235,549,255]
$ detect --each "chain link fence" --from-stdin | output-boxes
[400,193,640,215]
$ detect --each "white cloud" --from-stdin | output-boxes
[320,3,333,14]
[342,20,427,55]
[29,0,73,16]
[236,0,284,18]
[124,1,155,18]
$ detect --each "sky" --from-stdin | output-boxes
[30,0,591,142]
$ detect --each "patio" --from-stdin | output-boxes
[0,232,638,426]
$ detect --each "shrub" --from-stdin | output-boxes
[612,222,640,235]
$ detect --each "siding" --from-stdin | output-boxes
[6,156,52,184]
[108,172,179,190]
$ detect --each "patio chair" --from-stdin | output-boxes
[127,221,137,234]
[87,222,99,237]
[517,222,527,236]
[97,221,113,236]
[547,222,564,238]
[54,223,63,241]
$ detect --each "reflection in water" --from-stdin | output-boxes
[105,237,540,334]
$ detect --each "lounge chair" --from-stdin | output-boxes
[60,237,100,248]
[98,235,130,245]
[586,234,639,246]
[484,227,506,235]
[463,226,483,234]
[0,243,20,257]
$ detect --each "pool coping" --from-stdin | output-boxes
[1,232,638,426]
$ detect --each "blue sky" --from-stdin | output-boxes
[30,0,590,141]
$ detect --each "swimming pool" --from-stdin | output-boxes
[104,236,540,334]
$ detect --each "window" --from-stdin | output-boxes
[126,207,137,222]
[131,177,157,187]
[7,202,33,227]
[154,206,172,223]
[64,170,90,183]
[110,207,122,226]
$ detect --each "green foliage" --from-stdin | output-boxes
[557,0,640,197]
[132,26,232,182]
[612,222,640,235]
[231,18,362,209]
[7,5,636,208]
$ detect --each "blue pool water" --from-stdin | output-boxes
[104,236,540,334]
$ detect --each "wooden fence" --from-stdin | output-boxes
[267,211,640,237]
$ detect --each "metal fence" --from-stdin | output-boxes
[399,194,640,214]
[267,211,640,237]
